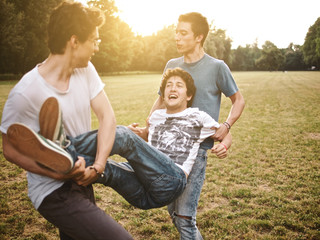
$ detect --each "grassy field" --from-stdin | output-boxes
[0,71,319,239]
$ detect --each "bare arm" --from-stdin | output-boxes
[213,91,245,141]
[2,133,85,180]
[211,132,232,159]
[75,90,116,186]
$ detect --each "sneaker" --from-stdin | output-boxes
[7,123,74,173]
[39,97,70,148]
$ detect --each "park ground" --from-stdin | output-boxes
[0,71,319,239]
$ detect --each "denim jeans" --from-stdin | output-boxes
[167,148,207,240]
[66,125,187,210]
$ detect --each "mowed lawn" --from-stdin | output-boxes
[0,71,319,239]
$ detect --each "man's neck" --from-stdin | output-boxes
[183,47,205,63]
[38,54,74,91]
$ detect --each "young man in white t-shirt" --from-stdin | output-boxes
[1,2,133,239]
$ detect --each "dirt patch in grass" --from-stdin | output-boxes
[305,132,320,140]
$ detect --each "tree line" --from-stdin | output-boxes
[1,0,319,76]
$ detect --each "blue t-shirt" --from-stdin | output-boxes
[163,54,238,149]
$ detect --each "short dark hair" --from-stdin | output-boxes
[160,68,196,107]
[178,12,209,46]
[47,1,105,54]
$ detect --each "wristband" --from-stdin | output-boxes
[220,143,228,150]
[89,165,105,178]
[223,122,231,131]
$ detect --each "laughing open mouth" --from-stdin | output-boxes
[169,94,178,99]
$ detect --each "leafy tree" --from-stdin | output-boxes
[130,25,178,72]
[21,0,62,72]
[0,0,25,73]
[0,0,238,74]
[205,27,232,65]
[129,35,148,71]
[145,25,178,71]
[256,41,285,71]
[89,0,136,72]
[141,34,164,71]
[158,25,180,65]
[230,46,246,71]
[303,17,320,69]
[230,42,261,71]
[1,0,62,74]
[283,43,307,70]
[93,16,136,72]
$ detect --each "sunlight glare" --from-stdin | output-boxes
[114,0,320,48]
[77,0,320,48]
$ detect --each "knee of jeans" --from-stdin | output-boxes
[113,126,134,152]
[117,126,135,141]
[172,212,196,228]
[116,125,127,133]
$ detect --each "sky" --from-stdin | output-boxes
[80,0,320,49]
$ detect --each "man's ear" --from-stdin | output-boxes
[195,34,203,44]
[70,35,79,49]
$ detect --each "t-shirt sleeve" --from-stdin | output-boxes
[200,111,220,138]
[86,62,105,100]
[0,93,34,133]
[217,61,239,97]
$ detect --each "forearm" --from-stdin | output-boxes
[220,132,232,149]
[95,114,116,168]
[225,91,245,127]
[225,103,244,127]
[210,132,232,159]
[140,125,149,141]
[91,91,116,170]
[213,92,244,141]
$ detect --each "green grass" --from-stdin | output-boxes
[0,71,319,239]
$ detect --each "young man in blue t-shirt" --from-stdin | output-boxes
[130,12,245,239]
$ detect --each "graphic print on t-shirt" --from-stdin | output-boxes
[150,115,202,166]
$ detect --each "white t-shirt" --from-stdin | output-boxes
[148,108,220,175]
[0,62,104,209]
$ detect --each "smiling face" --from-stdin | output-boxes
[163,76,192,114]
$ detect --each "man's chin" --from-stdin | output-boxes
[176,48,183,53]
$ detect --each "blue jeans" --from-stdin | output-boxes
[66,125,187,210]
[167,148,207,240]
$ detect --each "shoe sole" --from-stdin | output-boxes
[39,97,61,141]
[7,123,73,173]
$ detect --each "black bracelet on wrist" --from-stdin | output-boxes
[223,122,231,131]
[89,165,105,178]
